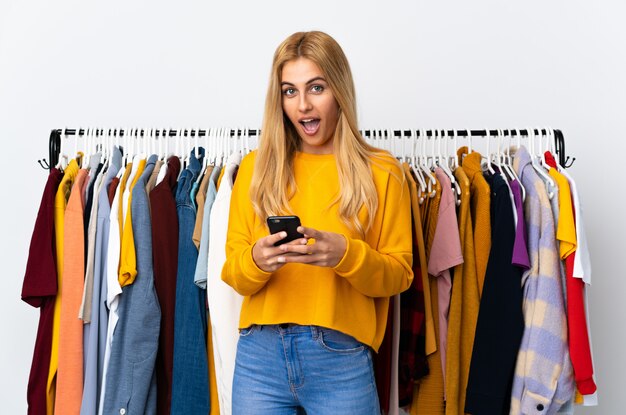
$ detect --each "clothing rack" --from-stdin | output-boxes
[42,127,573,171]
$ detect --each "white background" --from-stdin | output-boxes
[1,1,624,413]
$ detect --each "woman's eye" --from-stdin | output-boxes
[283,88,296,96]
[311,85,324,93]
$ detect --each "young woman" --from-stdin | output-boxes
[222,31,414,414]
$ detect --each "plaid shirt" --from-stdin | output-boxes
[510,146,574,414]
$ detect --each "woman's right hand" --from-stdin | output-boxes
[251,232,308,273]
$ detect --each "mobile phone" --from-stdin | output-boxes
[266,215,304,246]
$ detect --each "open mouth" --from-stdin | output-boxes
[299,118,321,135]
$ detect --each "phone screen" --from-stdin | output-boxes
[266,215,304,246]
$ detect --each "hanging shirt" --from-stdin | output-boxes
[119,156,146,287]
[22,168,62,415]
[48,158,79,415]
[55,168,88,414]
[510,146,574,414]
[458,147,491,297]
[192,164,214,249]
[545,154,597,398]
[150,156,182,415]
[194,165,221,289]
[99,162,132,415]
[103,155,160,414]
[79,162,105,323]
[411,174,445,415]
[207,152,243,415]
[81,147,122,415]
[465,172,524,414]
[429,168,463,397]
[397,164,428,408]
[171,148,210,414]
[510,179,531,270]
[444,166,479,415]
[548,153,598,406]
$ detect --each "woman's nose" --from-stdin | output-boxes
[298,95,312,112]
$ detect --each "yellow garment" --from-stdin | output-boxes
[549,168,577,258]
[445,166,480,415]
[216,165,226,190]
[115,163,133,260]
[403,164,436,356]
[119,159,146,286]
[458,147,491,297]
[47,159,79,415]
[411,175,445,415]
[222,151,414,351]
[208,311,220,415]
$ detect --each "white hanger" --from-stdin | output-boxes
[195,127,208,184]
[546,127,565,171]
[450,129,460,171]
[527,127,555,199]
[409,129,427,203]
[502,129,526,202]
[484,129,496,175]
[419,129,436,198]
[155,128,169,186]
[439,129,461,206]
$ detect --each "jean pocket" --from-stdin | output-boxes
[239,325,257,337]
[316,327,366,353]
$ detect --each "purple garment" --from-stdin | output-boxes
[510,179,530,270]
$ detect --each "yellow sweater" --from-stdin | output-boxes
[221,150,413,351]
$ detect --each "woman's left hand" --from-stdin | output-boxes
[276,226,347,268]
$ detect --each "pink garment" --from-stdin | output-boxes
[428,168,464,399]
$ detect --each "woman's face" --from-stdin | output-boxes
[281,57,340,154]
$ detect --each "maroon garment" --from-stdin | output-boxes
[21,168,63,415]
[149,156,181,415]
[108,176,120,206]
[398,213,428,407]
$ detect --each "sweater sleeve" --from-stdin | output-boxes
[333,160,414,298]
[221,153,272,296]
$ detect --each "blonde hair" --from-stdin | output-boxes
[250,31,382,236]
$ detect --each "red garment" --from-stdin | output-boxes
[150,156,181,415]
[108,176,120,206]
[22,169,63,415]
[545,151,596,395]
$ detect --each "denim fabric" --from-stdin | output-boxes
[80,147,121,415]
[103,155,161,414]
[193,165,221,288]
[190,181,199,211]
[171,148,210,414]
[233,325,380,415]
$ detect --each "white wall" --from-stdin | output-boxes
[1,0,623,413]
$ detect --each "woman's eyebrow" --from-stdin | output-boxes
[281,76,327,87]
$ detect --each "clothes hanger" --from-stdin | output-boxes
[502,129,525,202]
[450,129,460,171]
[527,127,555,199]
[484,129,496,175]
[439,129,461,205]
[155,128,169,185]
[409,129,427,204]
[195,127,208,184]
[546,127,566,171]
[419,129,436,198]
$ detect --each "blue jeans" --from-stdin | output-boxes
[232,324,380,415]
